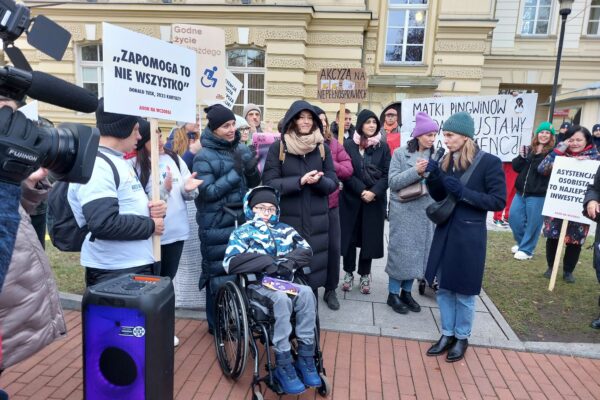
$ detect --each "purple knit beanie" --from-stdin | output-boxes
[412,112,439,138]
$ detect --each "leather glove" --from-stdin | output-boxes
[443,176,464,198]
[425,159,440,174]
[555,141,569,154]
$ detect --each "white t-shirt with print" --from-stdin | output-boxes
[68,147,154,270]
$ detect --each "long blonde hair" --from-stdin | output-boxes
[441,138,477,172]
[172,126,193,157]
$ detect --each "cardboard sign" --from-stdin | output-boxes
[317,68,367,103]
[222,70,243,109]
[542,156,600,224]
[171,24,226,105]
[102,23,197,122]
[19,100,38,121]
[401,94,538,162]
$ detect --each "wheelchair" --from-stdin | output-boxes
[213,268,331,400]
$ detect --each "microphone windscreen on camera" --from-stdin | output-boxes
[28,71,98,113]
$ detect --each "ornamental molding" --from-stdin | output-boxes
[267,83,305,96]
[434,40,486,53]
[307,32,363,46]
[306,59,361,72]
[432,66,483,79]
[266,56,306,69]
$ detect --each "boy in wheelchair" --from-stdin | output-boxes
[223,186,320,395]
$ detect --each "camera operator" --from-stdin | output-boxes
[68,98,167,286]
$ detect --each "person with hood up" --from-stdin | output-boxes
[379,102,402,155]
[223,186,319,394]
[262,101,338,291]
[193,104,261,332]
[592,123,600,151]
[340,109,391,295]
[313,106,353,310]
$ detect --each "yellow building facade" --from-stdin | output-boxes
[14,0,600,129]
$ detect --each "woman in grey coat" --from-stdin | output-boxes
[386,112,439,314]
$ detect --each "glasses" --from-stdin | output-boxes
[240,127,251,132]
[253,206,276,214]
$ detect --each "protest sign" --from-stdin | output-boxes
[19,100,38,121]
[171,24,226,105]
[401,94,538,162]
[209,70,243,110]
[542,156,599,224]
[102,22,197,122]
[317,68,368,103]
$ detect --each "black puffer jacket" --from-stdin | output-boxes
[512,150,551,197]
[262,101,338,289]
[193,127,260,289]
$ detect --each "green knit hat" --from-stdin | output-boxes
[442,112,475,138]
[535,121,556,135]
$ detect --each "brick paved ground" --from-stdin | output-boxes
[2,310,600,400]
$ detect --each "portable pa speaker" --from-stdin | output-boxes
[82,274,175,400]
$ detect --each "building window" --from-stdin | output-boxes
[226,48,265,116]
[521,0,552,35]
[589,0,600,35]
[77,44,103,97]
[384,0,428,63]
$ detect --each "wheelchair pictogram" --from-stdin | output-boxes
[201,66,218,88]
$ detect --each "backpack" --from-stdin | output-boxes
[48,152,120,252]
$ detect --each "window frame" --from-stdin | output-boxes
[585,0,600,36]
[383,0,429,65]
[519,0,555,37]
[226,48,266,116]
[75,43,104,98]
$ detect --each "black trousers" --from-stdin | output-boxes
[160,240,185,280]
[30,213,46,250]
[343,246,372,276]
[85,264,154,287]
[325,207,341,291]
[545,238,582,274]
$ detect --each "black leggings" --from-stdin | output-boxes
[546,238,582,273]
[160,240,185,280]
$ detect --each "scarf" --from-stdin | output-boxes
[383,121,398,135]
[567,144,594,157]
[353,131,382,149]
[284,129,324,156]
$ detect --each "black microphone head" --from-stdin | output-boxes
[433,146,446,161]
[28,71,98,113]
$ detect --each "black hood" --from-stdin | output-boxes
[356,109,380,136]
[379,101,402,126]
[281,100,323,135]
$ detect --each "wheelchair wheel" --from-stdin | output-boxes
[214,281,249,379]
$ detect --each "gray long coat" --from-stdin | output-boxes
[385,146,435,281]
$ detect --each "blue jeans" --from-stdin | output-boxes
[388,277,414,294]
[436,289,476,340]
[508,194,545,256]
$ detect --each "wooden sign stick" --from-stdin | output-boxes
[338,103,345,144]
[548,220,569,291]
[150,118,162,271]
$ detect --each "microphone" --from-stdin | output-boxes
[0,66,98,113]
[424,147,445,178]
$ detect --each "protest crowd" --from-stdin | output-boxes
[1,55,600,399]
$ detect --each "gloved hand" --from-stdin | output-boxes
[242,152,258,173]
[443,176,464,198]
[555,141,569,154]
[425,159,440,175]
[232,151,243,175]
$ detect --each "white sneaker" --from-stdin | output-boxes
[514,251,532,260]
[511,245,519,254]
[174,335,180,347]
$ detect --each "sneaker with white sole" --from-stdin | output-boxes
[341,272,353,291]
[514,251,532,260]
[174,335,180,347]
[511,245,519,254]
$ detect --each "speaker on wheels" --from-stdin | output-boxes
[82,274,175,400]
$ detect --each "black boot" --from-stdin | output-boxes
[400,291,421,312]
[387,293,408,314]
[446,338,468,363]
[324,290,340,310]
[426,335,456,356]
[418,279,426,296]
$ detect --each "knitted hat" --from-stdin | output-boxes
[96,98,139,138]
[535,121,556,136]
[243,103,261,118]
[442,112,475,138]
[412,112,439,138]
[592,124,600,132]
[356,109,380,136]
[204,104,235,131]
[235,114,250,129]
[560,121,572,130]
[136,118,151,150]
[249,187,278,208]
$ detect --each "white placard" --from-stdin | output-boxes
[19,100,38,121]
[222,70,243,109]
[542,156,600,224]
[401,94,538,161]
[171,24,226,105]
[102,22,197,122]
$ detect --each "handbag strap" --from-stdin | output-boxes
[459,150,485,185]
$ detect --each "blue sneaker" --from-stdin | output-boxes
[274,351,305,395]
[294,343,321,387]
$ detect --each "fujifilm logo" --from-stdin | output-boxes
[8,148,38,162]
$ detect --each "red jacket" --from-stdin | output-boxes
[326,138,353,208]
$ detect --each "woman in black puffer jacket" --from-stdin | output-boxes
[262,100,338,290]
[193,104,260,331]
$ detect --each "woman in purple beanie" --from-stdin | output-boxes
[386,112,439,314]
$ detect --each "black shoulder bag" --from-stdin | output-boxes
[425,151,484,225]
